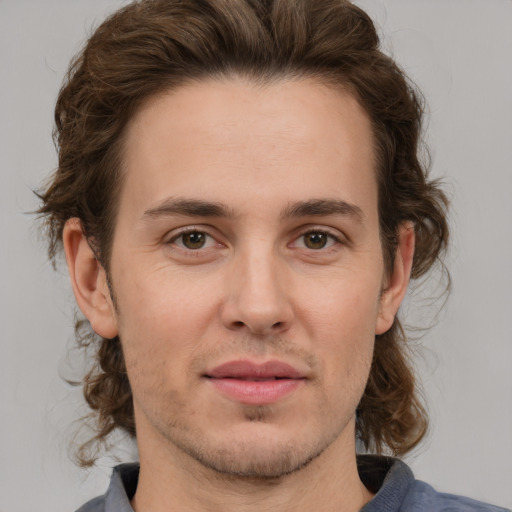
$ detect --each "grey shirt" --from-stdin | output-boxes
[76,455,510,511]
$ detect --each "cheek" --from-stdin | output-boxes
[117,297,203,427]
[116,265,220,338]
[299,276,380,388]
[301,273,382,340]
[113,275,210,388]
[114,265,232,393]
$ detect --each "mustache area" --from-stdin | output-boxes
[188,335,319,378]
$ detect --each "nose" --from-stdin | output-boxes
[220,248,294,336]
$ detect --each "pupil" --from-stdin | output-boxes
[183,232,205,249]
[305,233,327,249]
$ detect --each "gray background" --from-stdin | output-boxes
[1,0,511,510]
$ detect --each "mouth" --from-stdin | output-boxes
[204,360,306,405]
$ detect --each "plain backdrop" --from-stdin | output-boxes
[1,0,511,510]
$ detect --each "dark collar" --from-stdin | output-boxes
[98,455,412,512]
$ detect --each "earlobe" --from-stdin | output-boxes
[375,222,415,335]
[63,218,118,339]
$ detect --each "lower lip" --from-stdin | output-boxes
[208,378,303,405]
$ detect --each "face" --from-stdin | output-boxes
[99,78,403,478]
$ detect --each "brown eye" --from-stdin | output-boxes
[181,231,207,249]
[303,232,329,249]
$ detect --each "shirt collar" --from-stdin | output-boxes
[100,455,412,511]
[104,463,139,511]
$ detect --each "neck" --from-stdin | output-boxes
[131,421,373,512]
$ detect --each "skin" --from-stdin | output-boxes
[64,78,414,512]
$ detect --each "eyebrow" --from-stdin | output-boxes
[142,197,235,220]
[281,199,364,222]
[141,197,364,223]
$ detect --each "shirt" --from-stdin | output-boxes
[76,455,510,511]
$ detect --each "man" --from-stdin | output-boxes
[37,0,508,511]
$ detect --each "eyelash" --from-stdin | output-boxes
[293,229,343,250]
[166,227,218,251]
[166,226,344,253]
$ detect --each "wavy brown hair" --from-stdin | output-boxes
[38,0,449,466]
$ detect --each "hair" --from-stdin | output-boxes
[38,0,449,466]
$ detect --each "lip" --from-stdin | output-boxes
[205,360,306,405]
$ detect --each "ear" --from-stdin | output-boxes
[63,218,119,339]
[375,222,415,335]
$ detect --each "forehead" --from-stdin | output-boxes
[119,77,377,221]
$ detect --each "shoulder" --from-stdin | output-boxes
[75,495,105,512]
[402,479,510,511]
[358,455,510,512]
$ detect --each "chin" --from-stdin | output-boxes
[182,437,325,480]
[163,417,340,481]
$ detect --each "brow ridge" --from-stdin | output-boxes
[141,197,363,223]
[142,197,235,220]
[281,199,364,221]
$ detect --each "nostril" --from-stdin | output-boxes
[272,322,283,329]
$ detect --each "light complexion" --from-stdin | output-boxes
[64,78,414,512]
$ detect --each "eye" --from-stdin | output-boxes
[170,230,216,250]
[293,230,340,250]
